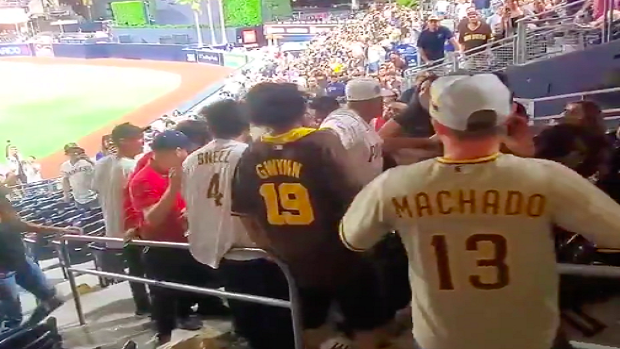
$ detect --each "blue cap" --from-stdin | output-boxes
[150,130,192,152]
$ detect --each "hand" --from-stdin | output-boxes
[60,226,82,235]
[63,195,71,203]
[168,166,182,192]
[124,228,140,242]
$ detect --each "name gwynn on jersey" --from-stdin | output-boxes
[392,189,546,218]
[256,159,302,179]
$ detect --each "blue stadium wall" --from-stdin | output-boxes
[506,40,620,118]
[0,42,248,113]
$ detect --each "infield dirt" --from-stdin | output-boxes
[3,57,232,178]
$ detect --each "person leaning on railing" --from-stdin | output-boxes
[0,185,80,332]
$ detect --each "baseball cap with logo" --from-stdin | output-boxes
[346,78,383,101]
[429,74,511,135]
[63,142,84,154]
[150,130,193,152]
[111,123,147,145]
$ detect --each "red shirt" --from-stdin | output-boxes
[128,161,187,243]
[123,152,153,231]
[371,117,387,131]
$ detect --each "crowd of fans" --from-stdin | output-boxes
[4,1,620,349]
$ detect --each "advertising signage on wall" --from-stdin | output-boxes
[196,50,224,66]
[0,44,32,57]
[264,24,338,36]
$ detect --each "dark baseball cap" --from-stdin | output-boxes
[175,120,211,147]
[63,142,84,153]
[111,123,146,144]
[151,130,193,152]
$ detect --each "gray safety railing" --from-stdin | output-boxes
[49,235,620,349]
[518,86,620,119]
[403,0,603,86]
[56,234,304,349]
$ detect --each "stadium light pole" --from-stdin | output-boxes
[217,0,226,44]
[206,0,217,45]
[192,9,204,47]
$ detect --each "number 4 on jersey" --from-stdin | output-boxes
[207,173,223,206]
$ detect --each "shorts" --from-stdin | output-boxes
[299,263,388,331]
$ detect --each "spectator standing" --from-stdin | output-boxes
[129,130,228,346]
[0,194,80,331]
[233,82,389,349]
[60,143,97,209]
[321,78,384,185]
[92,123,150,316]
[326,74,347,98]
[5,145,26,185]
[183,100,292,349]
[22,156,41,184]
[308,96,340,126]
[417,16,460,65]
[459,10,493,67]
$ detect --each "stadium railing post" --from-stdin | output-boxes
[57,235,305,349]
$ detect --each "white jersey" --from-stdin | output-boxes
[92,155,137,248]
[60,159,97,204]
[320,108,383,185]
[182,139,255,268]
[340,154,620,349]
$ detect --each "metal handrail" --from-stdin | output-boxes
[516,0,588,24]
[525,86,620,103]
[56,235,304,349]
[49,235,620,349]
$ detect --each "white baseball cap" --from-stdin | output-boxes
[346,78,382,101]
[429,74,511,133]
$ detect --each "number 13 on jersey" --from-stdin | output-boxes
[432,234,510,290]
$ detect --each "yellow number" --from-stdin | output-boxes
[207,173,223,206]
[259,183,315,225]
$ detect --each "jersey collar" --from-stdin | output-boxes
[261,127,317,144]
[436,152,501,164]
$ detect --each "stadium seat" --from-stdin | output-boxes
[0,317,62,349]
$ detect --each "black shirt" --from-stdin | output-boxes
[393,93,434,137]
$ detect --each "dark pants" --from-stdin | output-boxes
[101,245,150,313]
[143,247,224,337]
[220,258,294,349]
[373,233,412,318]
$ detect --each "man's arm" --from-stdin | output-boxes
[549,160,620,248]
[62,176,71,202]
[339,170,394,251]
[320,117,356,150]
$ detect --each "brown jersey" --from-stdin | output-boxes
[231,127,367,288]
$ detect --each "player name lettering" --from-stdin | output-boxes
[64,166,93,177]
[256,159,302,179]
[391,189,545,218]
[197,150,232,165]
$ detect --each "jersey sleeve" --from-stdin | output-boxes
[339,170,394,252]
[547,160,620,248]
[317,131,364,207]
[231,149,257,217]
[321,117,356,150]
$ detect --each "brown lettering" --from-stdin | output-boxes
[482,190,500,215]
[505,191,523,215]
[415,193,433,217]
[436,191,452,214]
[392,196,413,218]
[458,190,476,214]
[526,194,546,217]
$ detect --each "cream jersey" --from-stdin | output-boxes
[340,153,620,349]
[60,159,97,204]
[182,139,254,268]
[321,108,383,185]
[92,155,136,248]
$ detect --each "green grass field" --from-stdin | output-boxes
[0,62,181,160]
